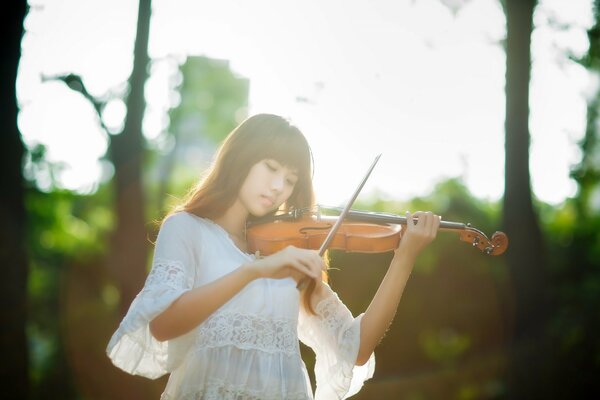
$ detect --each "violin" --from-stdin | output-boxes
[246,206,508,257]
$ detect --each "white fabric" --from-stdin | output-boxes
[106,211,375,399]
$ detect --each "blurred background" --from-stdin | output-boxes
[2,0,599,398]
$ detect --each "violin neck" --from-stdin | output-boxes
[337,209,467,231]
[248,206,469,232]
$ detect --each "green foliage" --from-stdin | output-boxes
[168,56,249,144]
[27,188,112,262]
[419,327,472,366]
[26,181,113,398]
[535,199,600,396]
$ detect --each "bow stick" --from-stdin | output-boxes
[297,154,381,289]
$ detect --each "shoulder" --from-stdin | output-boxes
[153,212,216,257]
[159,211,202,237]
[162,211,208,229]
[160,211,219,240]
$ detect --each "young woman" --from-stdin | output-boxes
[107,114,440,399]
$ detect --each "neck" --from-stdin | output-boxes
[213,199,249,240]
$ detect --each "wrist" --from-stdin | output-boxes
[394,242,419,263]
[240,260,262,282]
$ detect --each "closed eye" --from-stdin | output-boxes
[265,160,279,172]
[265,159,298,185]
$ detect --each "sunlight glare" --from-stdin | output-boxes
[17,0,595,205]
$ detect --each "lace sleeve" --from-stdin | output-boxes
[106,213,197,379]
[298,283,375,399]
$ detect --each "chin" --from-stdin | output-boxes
[252,206,279,218]
[249,208,270,218]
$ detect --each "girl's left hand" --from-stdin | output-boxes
[396,211,440,259]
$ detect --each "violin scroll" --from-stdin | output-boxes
[458,227,508,256]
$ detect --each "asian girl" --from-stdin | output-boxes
[107,113,440,399]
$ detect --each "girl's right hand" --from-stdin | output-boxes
[246,246,324,284]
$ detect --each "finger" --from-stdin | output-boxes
[288,267,306,283]
[432,214,441,236]
[298,250,323,277]
[412,211,426,228]
[424,211,434,233]
[308,254,325,279]
[282,257,311,278]
[307,252,326,281]
[298,258,319,278]
[413,211,435,233]
[405,211,414,230]
[314,253,327,271]
[412,212,422,229]
[303,259,321,279]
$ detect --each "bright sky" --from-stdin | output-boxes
[17,0,593,205]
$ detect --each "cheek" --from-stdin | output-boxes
[239,174,257,202]
[242,166,263,190]
[283,185,296,201]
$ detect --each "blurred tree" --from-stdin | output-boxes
[435,0,546,395]
[50,0,153,317]
[108,0,153,316]
[501,0,549,397]
[0,1,30,398]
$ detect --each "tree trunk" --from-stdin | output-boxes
[502,0,548,396]
[108,0,152,316]
[0,1,29,397]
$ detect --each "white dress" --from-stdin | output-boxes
[107,211,375,399]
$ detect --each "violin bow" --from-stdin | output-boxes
[297,154,381,289]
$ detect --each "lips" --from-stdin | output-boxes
[260,195,275,207]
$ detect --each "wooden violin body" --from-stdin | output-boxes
[247,207,508,256]
[248,216,402,255]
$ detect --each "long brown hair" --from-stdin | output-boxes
[169,113,324,313]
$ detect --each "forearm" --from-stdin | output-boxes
[356,245,417,365]
[150,263,257,341]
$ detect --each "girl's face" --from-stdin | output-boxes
[238,159,298,217]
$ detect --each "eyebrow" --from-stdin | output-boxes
[268,159,299,176]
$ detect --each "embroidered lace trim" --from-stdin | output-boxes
[195,312,299,355]
[316,295,354,343]
[144,258,192,290]
[161,379,310,400]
